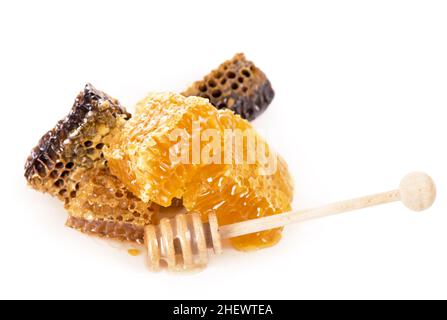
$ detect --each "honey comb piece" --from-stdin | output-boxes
[65,168,158,243]
[104,92,294,251]
[182,53,275,121]
[66,216,145,243]
[24,83,129,200]
[24,84,156,241]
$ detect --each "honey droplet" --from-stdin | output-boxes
[128,248,141,256]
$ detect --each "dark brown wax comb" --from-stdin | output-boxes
[24,84,158,243]
[182,53,275,121]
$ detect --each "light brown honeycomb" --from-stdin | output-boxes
[104,93,293,251]
[24,84,157,242]
[182,53,274,121]
[66,168,157,243]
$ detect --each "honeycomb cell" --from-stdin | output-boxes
[24,84,157,241]
[104,93,293,251]
[182,53,275,121]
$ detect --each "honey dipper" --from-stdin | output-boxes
[144,172,436,271]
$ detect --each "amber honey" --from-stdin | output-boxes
[105,93,293,251]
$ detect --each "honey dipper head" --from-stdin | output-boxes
[144,213,222,272]
[399,172,436,212]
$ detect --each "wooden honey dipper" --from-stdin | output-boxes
[144,172,436,271]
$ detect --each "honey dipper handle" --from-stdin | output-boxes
[219,190,399,239]
[219,172,436,239]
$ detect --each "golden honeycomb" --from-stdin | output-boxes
[182,53,275,121]
[24,84,157,242]
[24,54,276,245]
[104,93,293,251]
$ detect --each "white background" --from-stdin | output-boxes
[0,0,446,299]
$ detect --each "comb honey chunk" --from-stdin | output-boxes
[182,53,275,121]
[104,92,293,251]
[24,84,157,242]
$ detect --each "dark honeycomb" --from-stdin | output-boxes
[24,84,128,199]
[24,84,157,242]
[182,53,275,121]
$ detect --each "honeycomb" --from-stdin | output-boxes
[24,54,276,245]
[24,84,157,242]
[66,168,157,243]
[182,53,275,121]
[104,93,293,251]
